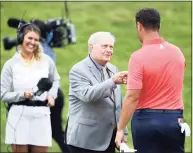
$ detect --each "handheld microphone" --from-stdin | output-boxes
[7,18,26,29]
[32,78,53,96]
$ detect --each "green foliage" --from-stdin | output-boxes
[0,2,191,152]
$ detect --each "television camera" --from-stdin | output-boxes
[3,1,76,50]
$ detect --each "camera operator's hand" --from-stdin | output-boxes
[46,96,55,107]
[112,71,128,84]
[24,92,33,99]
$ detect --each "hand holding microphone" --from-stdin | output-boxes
[24,78,53,100]
[24,92,33,99]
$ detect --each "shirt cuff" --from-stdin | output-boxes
[19,91,25,98]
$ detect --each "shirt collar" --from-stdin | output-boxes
[19,51,35,66]
[142,37,165,46]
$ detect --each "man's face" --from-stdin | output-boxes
[90,36,114,65]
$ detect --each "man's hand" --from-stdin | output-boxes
[24,92,33,99]
[115,129,124,148]
[46,96,55,107]
[112,71,128,84]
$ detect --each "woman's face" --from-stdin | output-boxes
[22,31,40,53]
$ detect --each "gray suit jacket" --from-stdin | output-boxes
[66,56,128,151]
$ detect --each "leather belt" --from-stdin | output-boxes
[135,109,183,114]
[10,99,47,107]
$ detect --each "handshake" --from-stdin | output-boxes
[112,71,128,84]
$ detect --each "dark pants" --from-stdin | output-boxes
[50,88,69,153]
[131,109,185,153]
[67,128,117,153]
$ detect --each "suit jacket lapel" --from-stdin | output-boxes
[85,56,117,103]
[89,68,102,83]
[85,56,102,83]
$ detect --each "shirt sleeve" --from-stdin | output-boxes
[47,56,60,99]
[0,60,25,103]
[127,54,143,90]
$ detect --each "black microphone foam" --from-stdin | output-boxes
[33,78,53,96]
[7,18,26,29]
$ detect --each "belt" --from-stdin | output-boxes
[10,99,47,107]
[135,109,183,114]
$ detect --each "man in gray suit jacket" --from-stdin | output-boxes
[66,32,128,153]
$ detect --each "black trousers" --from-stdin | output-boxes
[50,88,69,153]
[131,109,185,153]
[68,128,117,153]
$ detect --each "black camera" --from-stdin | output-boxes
[3,17,76,50]
[3,37,18,50]
[44,18,76,47]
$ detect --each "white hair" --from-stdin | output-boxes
[88,32,116,53]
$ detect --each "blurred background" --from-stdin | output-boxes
[0,1,191,152]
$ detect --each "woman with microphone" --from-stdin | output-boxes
[1,23,60,152]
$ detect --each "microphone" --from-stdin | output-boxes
[7,18,26,29]
[32,78,53,96]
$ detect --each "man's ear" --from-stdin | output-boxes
[89,44,93,49]
[136,22,143,31]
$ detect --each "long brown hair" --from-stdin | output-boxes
[22,24,43,60]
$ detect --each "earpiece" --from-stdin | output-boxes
[17,22,32,45]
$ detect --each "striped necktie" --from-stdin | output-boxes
[102,66,109,81]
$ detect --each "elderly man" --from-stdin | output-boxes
[66,32,128,153]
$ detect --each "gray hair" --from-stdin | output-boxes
[88,32,116,53]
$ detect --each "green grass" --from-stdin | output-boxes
[0,1,191,152]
